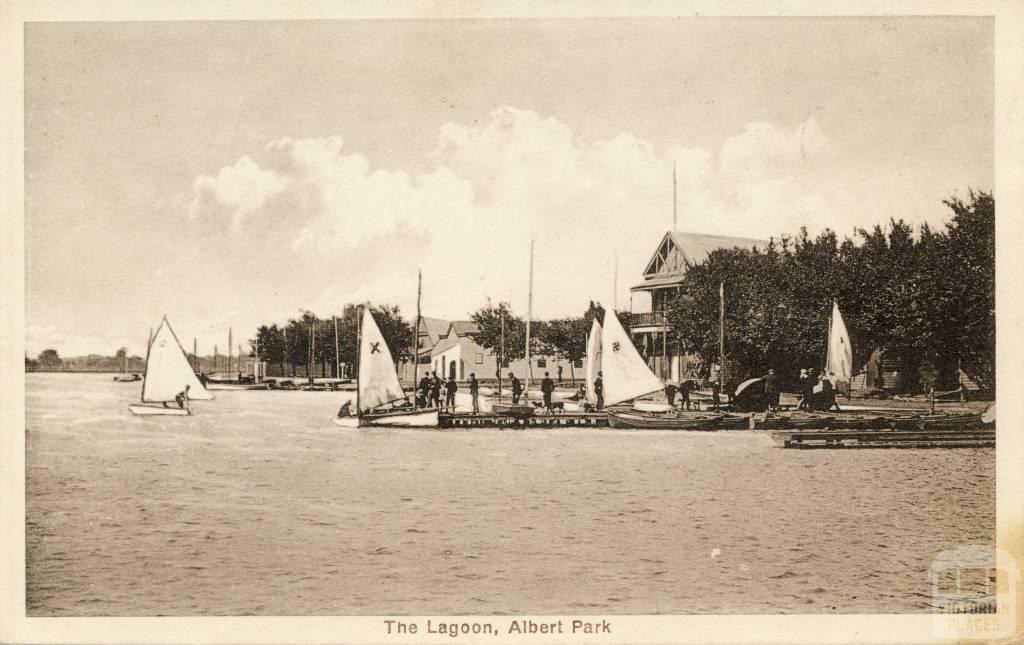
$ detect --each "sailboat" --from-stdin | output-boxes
[601,309,721,430]
[823,300,853,396]
[333,306,438,428]
[114,350,141,382]
[128,316,213,415]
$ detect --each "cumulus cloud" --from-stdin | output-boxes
[187,107,845,320]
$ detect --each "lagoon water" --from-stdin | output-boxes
[26,373,994,615]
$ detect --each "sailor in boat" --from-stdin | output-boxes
[510,372,523,404]
[711,381,721,411]
[468,373,480,414]
[680,378,699,410]
[163,384,191,410]
[664,381,678,408]
[337,401,353,418]
[541,372,555,413]
[444,376,458,412]
[417,374,431,408]
[593,371,604,410]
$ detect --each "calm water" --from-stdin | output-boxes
[26,373,995,616]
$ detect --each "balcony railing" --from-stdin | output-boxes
[630,311,668,328]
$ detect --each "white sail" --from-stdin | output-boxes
[601,309,663,406]
[141,317,212,403]
[825,300,853,396]
[358,308,407,412]
[584,318,602,404]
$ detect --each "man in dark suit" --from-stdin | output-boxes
[541,371,555,413]
[468,372,480,414]
[444,376,458,412]
[593,371,604,410]
[510,372,523,404]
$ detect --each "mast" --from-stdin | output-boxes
[413,270,422,407]
[214,344,219,372]
[308,317,315,385]
[228,328,233,374]
[672,160,677,230]
[719,281,725,391]
[613,252,618,311]
[140,319,158,403]
[355,305,363,413]
[333,315,340,380]
[525,239,534,403]
[498,307,505,400]
[193,337,197,372]
[824,300,833,374]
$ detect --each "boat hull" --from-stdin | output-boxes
[205,383,268,391]
[128,404,191,416]
[490,403,535,418]
[114,375,141,382]
[607,410,722,430]
[332,409,439,428]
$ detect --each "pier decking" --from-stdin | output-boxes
[438,412,609,429]
[771,427,995,449]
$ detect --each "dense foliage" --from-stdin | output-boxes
[253,304,413,378]
[665,191,994,392]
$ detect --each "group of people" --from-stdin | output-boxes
[415,372,482,413]
[797,367,841,412]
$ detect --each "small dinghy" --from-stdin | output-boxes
[607,409,722,430]
[128,316,213,416]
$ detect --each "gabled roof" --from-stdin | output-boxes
[430,335,461,356]
[418,317,450,347]
[633,230,766,290]
[446,321,480,338]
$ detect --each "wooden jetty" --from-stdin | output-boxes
[439,411,609,429]
[771,426,995,449]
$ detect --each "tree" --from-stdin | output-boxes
[470,301,526,363]
[37,349,62,371]
[368,304,414,366]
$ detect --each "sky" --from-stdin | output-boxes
[24,17,993,357]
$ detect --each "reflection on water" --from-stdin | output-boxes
[26,374,995,615]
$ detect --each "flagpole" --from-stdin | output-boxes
[525,239,534,403]
[499,307,505,401]
[719,282,725,392]
[333,315,340,380]
[413,270,422,408]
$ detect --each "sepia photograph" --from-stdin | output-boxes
[3,2,1023,644]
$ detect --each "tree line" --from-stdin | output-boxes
[664,190,994,393]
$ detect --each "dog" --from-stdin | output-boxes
[531,401,566,414]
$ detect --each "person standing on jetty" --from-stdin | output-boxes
[430,372,442,408]
[541,372,555,413]
[510,372,523,404]
[444,376,458,412]
[764,369,780,411]
[594,371,604,410]
[711,381,721,411]
[468,372,480,414]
